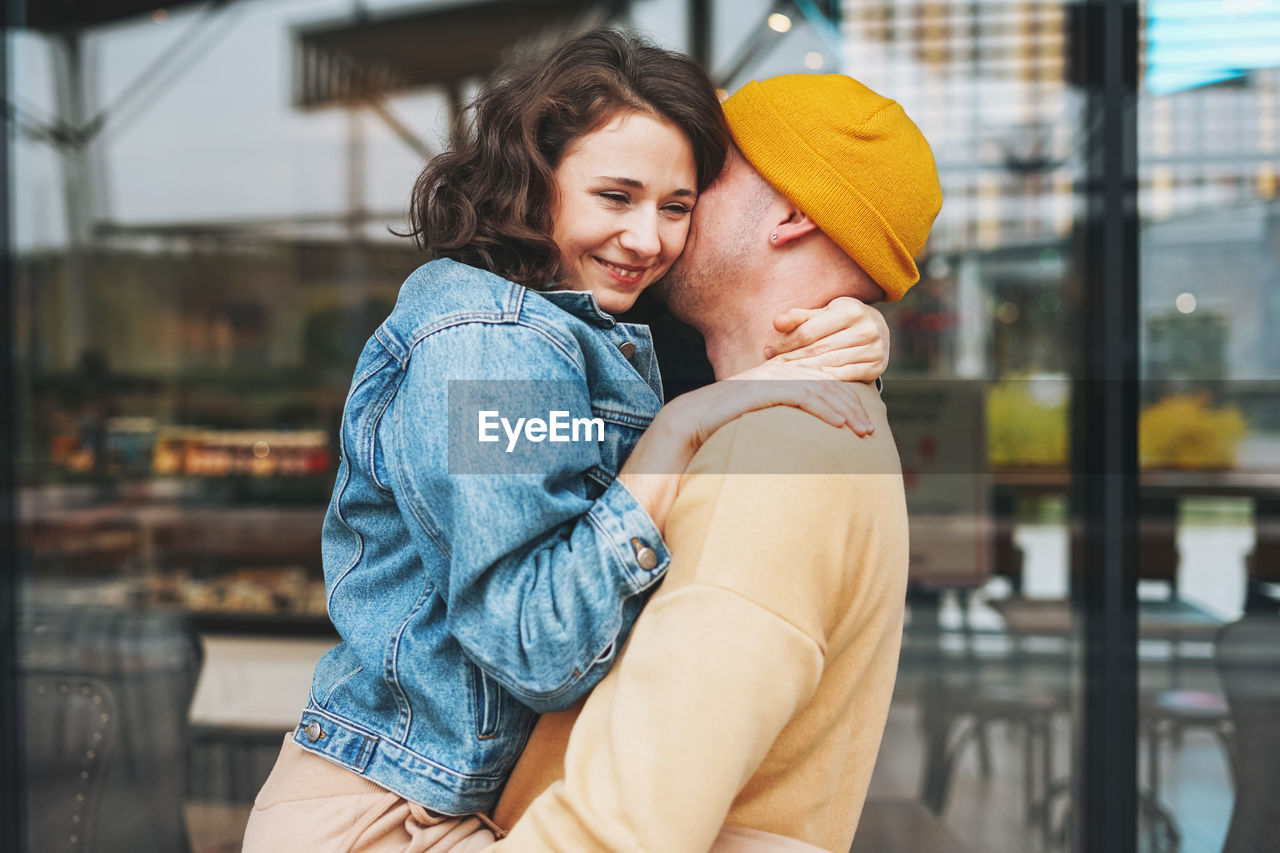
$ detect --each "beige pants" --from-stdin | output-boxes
[243,735,826,852]
[241,734,500,853]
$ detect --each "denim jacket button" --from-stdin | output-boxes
[618,341,637,359]
[304,721,323,742]
[634,543,659,571]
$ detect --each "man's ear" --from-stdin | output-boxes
[769,209,821,247]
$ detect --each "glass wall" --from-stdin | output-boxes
[11,3,429,848]
[7,0,1275,851]
[839,1,1085,849]
[1135,1,1280,851]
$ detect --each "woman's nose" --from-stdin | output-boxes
[618,211,661,259]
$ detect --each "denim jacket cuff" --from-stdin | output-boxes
[588,478,671,592]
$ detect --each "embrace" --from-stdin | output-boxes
[244,27,941,853]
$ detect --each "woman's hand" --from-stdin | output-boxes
[618,360,874,532]
[764,296,890,383]
[683,359,875,442]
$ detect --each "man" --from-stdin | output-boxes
[487,74,943,852]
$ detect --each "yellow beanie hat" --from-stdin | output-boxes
[722,74,943,302]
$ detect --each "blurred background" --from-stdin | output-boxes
[5,0,1279,851]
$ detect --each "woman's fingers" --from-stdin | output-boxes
[789,394,846,429]
[771,306,816,335]
[840,389,875,435]
[819,382,874,434]
[774,325,875,363]
[766,297,891,380]
[768,297,880,360]
[767,311,832,358]
[714,361,876,434]
[826,363,882,383]
[785,339,882,368]
[769,378,874,435]
[784,347,885,383]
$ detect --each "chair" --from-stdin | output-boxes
[919,681,1059,844]
[1137,687,1233,853]
[20,605,204,853]
[1216,613,1280,853]
[914,575,1064,844]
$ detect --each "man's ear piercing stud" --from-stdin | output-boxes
[771,234,778,241]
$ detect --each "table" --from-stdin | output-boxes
[988,595,1225,690]
[993,470,1280,608]
[986,596,1227,852]
[988,597,1224,643]
[188,635,332,731]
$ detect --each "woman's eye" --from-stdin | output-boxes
[662,203,692,217]
[599,192,629,204]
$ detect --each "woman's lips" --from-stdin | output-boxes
[594,256,648,285]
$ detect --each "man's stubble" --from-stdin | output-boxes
[655,174,775,332]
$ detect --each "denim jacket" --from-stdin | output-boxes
[297,259,671,814]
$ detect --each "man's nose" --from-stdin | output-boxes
[618,210,661,259]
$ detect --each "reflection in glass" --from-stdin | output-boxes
[1136,0,1280,849]
[11,0,1276,850]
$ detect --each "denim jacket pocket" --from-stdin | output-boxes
[471,664,503,740]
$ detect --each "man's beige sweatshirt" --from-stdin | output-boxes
[491,383,909,852]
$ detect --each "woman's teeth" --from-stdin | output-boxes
[599,260,642,280]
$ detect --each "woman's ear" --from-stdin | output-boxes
[769,210,821,247]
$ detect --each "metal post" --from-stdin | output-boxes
[49,31,93,367]
[688,0,711,69]
[1,1,24,848]
[1068,0,1140,847]
[343,104,369,358]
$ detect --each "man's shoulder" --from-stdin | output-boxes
[663,389,910,643]
[689,385,901,478]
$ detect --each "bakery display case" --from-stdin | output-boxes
[16,241,415,635]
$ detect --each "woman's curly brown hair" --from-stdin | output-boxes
[404,28,729,290]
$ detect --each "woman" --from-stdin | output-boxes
[243,29,889,851]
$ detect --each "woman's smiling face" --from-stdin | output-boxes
[550,110,697,315]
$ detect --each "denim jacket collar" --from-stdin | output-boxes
[537,287,617,329]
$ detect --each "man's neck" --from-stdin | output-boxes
[700,289,814,379]
[701,332,757,379]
